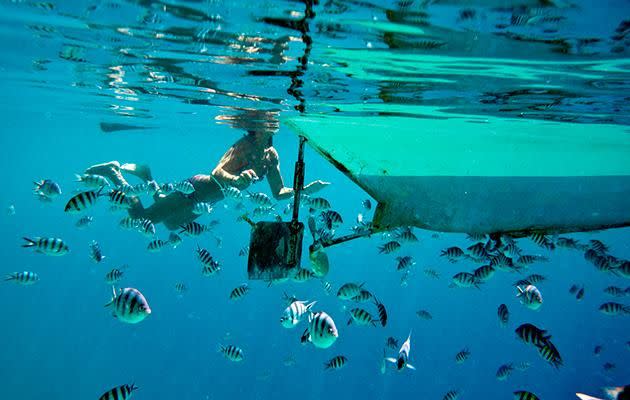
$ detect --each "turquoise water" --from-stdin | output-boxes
[1,0,629,399]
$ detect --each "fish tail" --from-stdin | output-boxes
[21,237,36,248]
[74,174,83,182]
[347,318,353,326]
[96,185,106,197]
[33,181,43,191]
[129,383,139,392]
[217,344,225,354]
[3,273,16,281]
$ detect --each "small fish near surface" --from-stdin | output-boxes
[22,237,69,256]
[89,240,105,263]
[517,285,543,310]
[385,331,415,371]
[179,221,209,236]
[75,173,109,188]
[147,239,167,252]
[374,298,388,327]
[105,287,151,324]
[105,268,125,285]
[347,307,378,327]
[229,284,250,300]
[75,215,93,228]
[497,304,509,327]
[379,240,401,254]
[219,344,244,362]
[4,271,39,285]
[337,282,365,300]
[33,179,61,199]
[324,355,348,370]
[496,363,514,381]
[455,348,471,364]
[64,189,102,213]
[442,390,460,400]
[513,391,540,400]
[98,383,138,400]
[302,311,338,349]
[280,300,316,328]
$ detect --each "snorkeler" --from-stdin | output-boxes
[85,129,329,230]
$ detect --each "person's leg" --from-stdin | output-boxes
[84,161,128,187]
[120,163,153,182]
[85,161,147,219]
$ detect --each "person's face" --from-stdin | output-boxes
[253,131,273,146]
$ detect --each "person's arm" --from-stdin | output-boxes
[212,145,258,189]
[265,147,330,200]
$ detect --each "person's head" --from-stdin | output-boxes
[247,130,273,147]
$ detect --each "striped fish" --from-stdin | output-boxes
[455,348,470,364]
[321,280,333,295]
[238,245,249,257]
[22,237,69,256]
[304,311,338,349]
[280,300,316,328]
[337,282,364,300]
[105,268,124,285]
[108,189,132,209]
[324,355,347,370]
[374,298,387,327]
[395,227,418,243]
[529,233,555,251]
[305,196,331,211]
[442,390,459,400]
[496,363,513,381]
[89,240,105,263]
[202,260,221,276]
[513,391,539,400]
[292,268,315,283]
[538,340,563,368]
[603,286,626,297]
[385,331,415,371]
[222,186,242,201]
[75,173,109,188]
[441,247,465,262]
[497,304,509,327]
[467,242,490,261]
[516,254,549,267]
[179,221,208,236]
[219,344,244,362]
[351,289,373,303]
[138,219,155,237]
[396,256,415,271]
[64,189,101,213]
[4,271,39,285]
[348,307,377,326]
[515,323,550,347]
[105,287,151,324]
[416,310,432,320]
[599,302,629,316]
[119,217,140,230]
[452,272,480,289]
[473,265,495,282]
[424,269,440,279]
[98,383,138,400]
[197,246,215,266]
[174,283,187,294]
[192,202,213,215]
[147,240,166,252]
[516,285,543,310]
[175,180,195,195]
[75,215,93,228]
[229,284,249,300]
[247,191,273,207]
[321,210,343,230]
[33,179,61,198]
[588,239,609,254]
[379,241,401,254]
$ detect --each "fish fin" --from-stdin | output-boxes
[347,318,353,326]
[385,357,397,364]
[104,286,117,307]
[21,237,36,247]
[3,274,15,281]
[406,363,416,370]
[575,394,602,400]
[516,286,524,296]
[305,301,317,311]
[74,174,83,182]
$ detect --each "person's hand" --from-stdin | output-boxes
[303,180,330,195]
[233,169,259,189]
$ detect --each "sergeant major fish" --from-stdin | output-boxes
[386,331,415,371]
[517,285,543,310]
[280,300,317,328]
[98,383,138,400]
[302,311,338,349]
[33,179,61,198]
[4,271,39,285]
[22,237,69,256]
[105,287,151,324]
